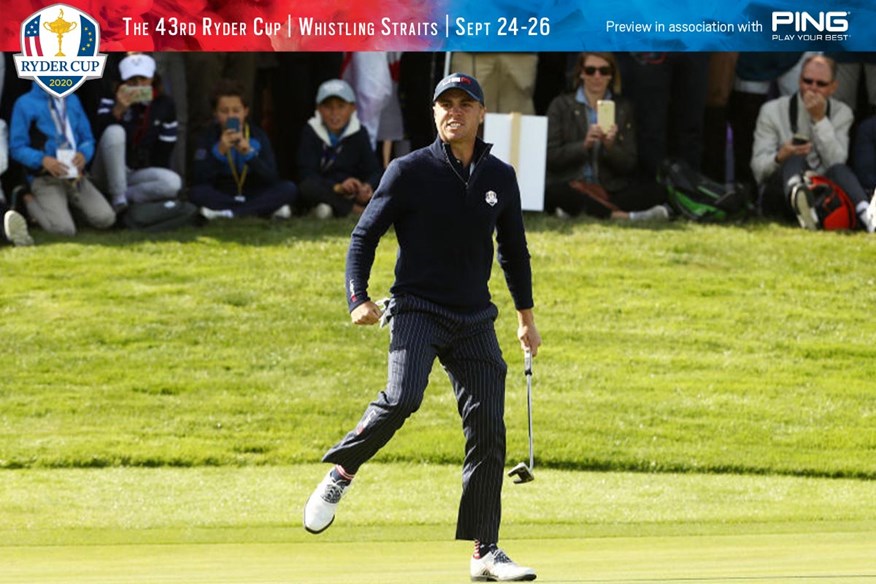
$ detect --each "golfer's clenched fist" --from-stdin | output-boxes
[351,300,381,325]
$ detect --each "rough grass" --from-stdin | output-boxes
[1,216,874,478]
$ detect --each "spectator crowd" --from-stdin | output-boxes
[3,50,876,247]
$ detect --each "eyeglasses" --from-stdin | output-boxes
[801,77,830,88]
[583,66,612,77]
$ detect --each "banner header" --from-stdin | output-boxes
[1,0,874,52]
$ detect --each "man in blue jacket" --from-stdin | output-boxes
[9,83,115,236]
[303,73,542,582]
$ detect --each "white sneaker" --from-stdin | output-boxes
[303,470,350,534]
[471,547,536,582]
[272,204,292,220]
[864,189,876,233]
[311,203,333,220]
[791,184,818,230]
[632,204,670,222]
[3,210,34,246]
[200,207,234,220]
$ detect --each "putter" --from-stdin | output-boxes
[508,349,535,484]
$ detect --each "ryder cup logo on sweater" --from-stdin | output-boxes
[13,4,106,98]
[485,190,498,206]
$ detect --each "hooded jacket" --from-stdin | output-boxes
[297,111,382,189]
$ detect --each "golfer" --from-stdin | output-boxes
[304,72,541,582]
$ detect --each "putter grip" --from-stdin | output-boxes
[524,349,532,376]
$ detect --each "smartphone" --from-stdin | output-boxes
[792,133,810,146]
[125,85,153,104]
[597,99,615,132]
[225,117,241,132]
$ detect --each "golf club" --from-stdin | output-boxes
[508,349,534,484]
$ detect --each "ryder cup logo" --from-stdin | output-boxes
[13,4,107,98]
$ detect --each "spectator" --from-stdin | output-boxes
[1,118,32,246]
[450,53,538,115]
[189,79,297,220]
[728,52,805,190]
[545,52,670,222]
[9,83,115,236]
[751,55,875,231]
[296,79,382,219]
[271,53,343,181]
[617,52,710,180]
[825,52,876,117]
[91,53,182,213]
[852,114,876,195]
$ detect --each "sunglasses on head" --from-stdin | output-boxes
[801,77,830,88]
[583,66,612,76]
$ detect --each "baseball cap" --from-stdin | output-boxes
[119,54,156,80]
[432,72,484,104]
[316,79,356,105]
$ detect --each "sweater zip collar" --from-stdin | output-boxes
[436,138,491,186]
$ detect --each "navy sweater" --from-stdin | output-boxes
[191,122,279,194]
[297,116,383,189]
[345,137,533,314]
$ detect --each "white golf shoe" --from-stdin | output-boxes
[471,547,537,582]
[303,470,350,534]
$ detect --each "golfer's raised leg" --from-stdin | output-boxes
[304,309,438,534]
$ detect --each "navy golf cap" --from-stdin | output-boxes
[432,72,484,104]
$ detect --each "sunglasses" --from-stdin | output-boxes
[801,77,830,88]
[583,66,612,77]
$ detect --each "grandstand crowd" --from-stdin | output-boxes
[2,51,876,245]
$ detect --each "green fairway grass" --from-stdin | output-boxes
[1,217,874,477]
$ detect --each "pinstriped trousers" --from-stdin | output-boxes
[323,295,508,542]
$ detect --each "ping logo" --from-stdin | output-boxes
[13,3,107,98]
[771,11,849,33]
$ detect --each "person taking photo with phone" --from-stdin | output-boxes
[91,53,183,213]
[544,52,671,222]
[189,79,297,220]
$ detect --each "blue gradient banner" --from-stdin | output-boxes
[435,0,871,51]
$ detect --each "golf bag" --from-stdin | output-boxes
[797,173,858,231]
[657,158,751,222]
[123,200,200,232]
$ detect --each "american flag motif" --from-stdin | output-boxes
[77,17,96,56]
[23,15,42,57]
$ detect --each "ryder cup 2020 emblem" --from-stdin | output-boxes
[13,4,106,98]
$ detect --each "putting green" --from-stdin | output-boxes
[1,531,874,583]
[2,467,875,582]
